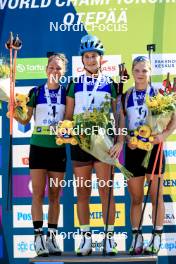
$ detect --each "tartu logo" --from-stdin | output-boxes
[17,64,25,73]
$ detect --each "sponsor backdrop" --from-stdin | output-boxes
[0,1,176,264]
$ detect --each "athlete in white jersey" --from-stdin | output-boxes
[14,54,68,257]
[111,56,176,255]
[65,35,120,256]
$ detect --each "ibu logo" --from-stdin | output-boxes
[17,241,34,253]
[18,122,31,133]
[17,241,28,253]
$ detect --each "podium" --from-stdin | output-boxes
[29,252,158,264]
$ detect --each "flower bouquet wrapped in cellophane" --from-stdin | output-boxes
[73,95,133,180]
[146,93,176,135]
[142,92,176,168]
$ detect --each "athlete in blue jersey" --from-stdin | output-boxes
[14,54,68,257]
[65,35,120,256]
[111,56,176,255]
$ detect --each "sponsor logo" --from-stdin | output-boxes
[164,141,176,164]
[22,157,29,166]
[73,173,125,197]
[72,55,121,78]
[0,236,3,258]
[132,54,176,75]
[144,172,176,196]
[143,233,176,256]
[13,235,63,258]
[13,145,30,168]
[0,175,2,198]
[74,233,126,252]
[143,202,176,226]
[13,175,48,198]
[74,204,125,227]
[13,205,63,228]
[16,58,47,80]
[13,120,34,138]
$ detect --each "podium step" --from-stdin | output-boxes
[29,252,158,264]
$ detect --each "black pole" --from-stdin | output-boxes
[153,177,161,231]
[146,44,156,86]
[102,165,115,256]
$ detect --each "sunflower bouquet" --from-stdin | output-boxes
[73,95,133,180]
[146,92,176,135]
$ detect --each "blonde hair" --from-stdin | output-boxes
[47,54,68,75]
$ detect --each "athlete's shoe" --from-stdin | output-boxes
[34,234,49,257]
[46,231,62,256]
[76,232,92,256]
[143,230,162,255]
[104,232,118,255]
[129,230,143,255]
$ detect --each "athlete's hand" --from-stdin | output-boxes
[109,142,123,159]
[126,135,137,150]
[153,134,165,145]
